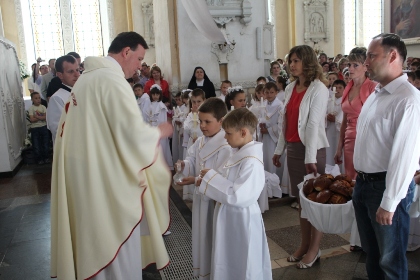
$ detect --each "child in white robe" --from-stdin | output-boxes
[325,79,345,171]
[248,84,266,140]
[178,90,191,160]
[182,89,205,200]
[143,84,173,170]
[276,75,287,103]
[172,92,184,164]
[259,82,284,198]
[177,98,231,280]
[134,83,150,121]
[218,80,231,102]
[197,108,272,280]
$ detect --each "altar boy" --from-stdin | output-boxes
[177,98,231,280]
[198,108,272,280]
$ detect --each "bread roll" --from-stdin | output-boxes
[316,190,332,204]
[328,193,347,204]
[334,174,352,184]
[324,174,334,181]
[330,180,352,197]
[303,178,315,196]
[313,175,333,191]
[307,191,318,201]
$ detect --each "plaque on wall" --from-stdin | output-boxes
[303,0,330,43]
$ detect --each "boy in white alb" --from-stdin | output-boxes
[218,80,231,102]
[177,98,231,280]
[325,79,345,170]
[182,89,206,200]
[172,92,184,164]
[259,82,284,197]
[134,83,150,121]
[197,108,272,280]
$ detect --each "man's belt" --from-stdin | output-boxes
[356,171,387,182]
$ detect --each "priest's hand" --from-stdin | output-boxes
[376,207,394,225]
[196,177,202,187]
[305,163,317,176]
[176,176,195,185]
[272,154,281,168]
[199,169,210,178]
[158,122,173,139]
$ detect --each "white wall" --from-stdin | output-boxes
[176,0,269,88]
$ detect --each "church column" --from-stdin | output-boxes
[153,0,180,90]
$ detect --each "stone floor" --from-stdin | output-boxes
[0,164,419,279]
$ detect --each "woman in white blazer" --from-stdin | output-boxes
[272,45,329,269]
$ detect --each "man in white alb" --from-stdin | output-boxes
[50,32,173,280]
[353,33,420,280]
[46,55,80,144]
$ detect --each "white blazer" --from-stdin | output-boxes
[274,79,329,164]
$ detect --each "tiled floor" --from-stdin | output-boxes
[0,164,419,279]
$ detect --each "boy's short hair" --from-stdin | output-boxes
[221,80,232,87]
[222,108,258,134]
[327,72,339,79]
[30,91,40,99]
[191,88,206,100]
[332,79,346,88]
[264,81,278,92]
[133,83,143,90]
[256,76,267,83]
[198,97,227,121]
[126,78,134,83]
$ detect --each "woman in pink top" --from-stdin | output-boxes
[334,47,377,179]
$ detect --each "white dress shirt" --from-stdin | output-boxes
[353,74,420,212]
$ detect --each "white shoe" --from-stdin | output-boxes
[163,230,171,236]
[291,202,298,208]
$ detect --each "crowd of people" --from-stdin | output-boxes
[24,31,420,279]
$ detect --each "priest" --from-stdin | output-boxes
[50,32,172,280]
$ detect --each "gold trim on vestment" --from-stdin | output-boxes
[204,173,218,195]
[224,156,263,168]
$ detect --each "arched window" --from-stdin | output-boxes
[19,0,112,66]
[344,0,383,54]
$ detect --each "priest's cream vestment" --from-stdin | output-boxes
[50,56,170,279]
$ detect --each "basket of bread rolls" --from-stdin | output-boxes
[298,173,356,234]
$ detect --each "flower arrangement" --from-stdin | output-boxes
[19,60,30,80]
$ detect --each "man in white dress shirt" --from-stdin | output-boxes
[353,33,420,280]
[46,55,80,144]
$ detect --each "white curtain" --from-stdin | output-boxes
[180,0,229,44]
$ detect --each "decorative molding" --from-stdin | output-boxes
[0,37,26,161]
[210,31,236,64]
[303,0,329,44]
[403,37,420,45]
[141,2,154,48]
[263,24,274,58]
[206,0,253,27]
[60,0,75,54]
[14,0,27,64]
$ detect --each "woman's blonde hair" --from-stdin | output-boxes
[288,45,328,87]
[347,47,367,64]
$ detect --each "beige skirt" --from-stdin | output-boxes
[287,141,326,197]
